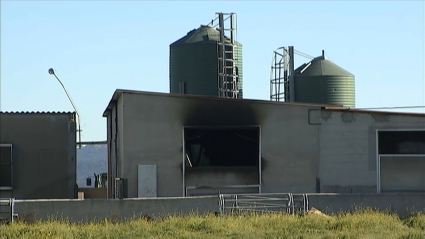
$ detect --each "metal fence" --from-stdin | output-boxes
[0,198,17,223]
[219,193,308,214]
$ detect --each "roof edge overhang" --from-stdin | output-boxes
[102,89,425,118]
[102,89,339,117]
[0,111,75,115]
[323,106,425,117]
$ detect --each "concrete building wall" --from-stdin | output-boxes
[122,93,184,197]
[318,110,425,193]
[0,113,77,199]
[257,103,320,193]
[106,92,322,198]
[103,90,425,198]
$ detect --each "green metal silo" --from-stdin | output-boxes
[169,25,243,98]
[293,54,355,108]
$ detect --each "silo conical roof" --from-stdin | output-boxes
[170,25,241,46]
[294,56,354,77]
[170,25,221,45]
[293,55,355,108]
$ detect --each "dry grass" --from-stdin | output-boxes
[1,209,425,238]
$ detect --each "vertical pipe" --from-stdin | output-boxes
[376,130,380,193]
[284,48,289,102]
[270,54,273,101]
[274,55,277,101]
[277,58,281,101]
[259,126,262,193]
[108,115,112,198]
[230,14,234,44]
[288,46,295,102]
[115,104,119,198]
[182,127,186,196]
[217,43,221,97]
[218,13,225,98]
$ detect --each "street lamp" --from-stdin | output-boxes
[48,68,82,147]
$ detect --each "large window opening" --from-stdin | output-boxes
[184,127,259,167]
[183,127,261,196]
[377,130,425,193]
[378,131,425,154]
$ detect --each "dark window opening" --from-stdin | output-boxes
[0,144,12,188]
[184,127,259,167]
[378,131,425,154]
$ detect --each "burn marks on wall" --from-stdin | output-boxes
[182,99,260,126]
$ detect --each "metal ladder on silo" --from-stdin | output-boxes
[216,12,239,99]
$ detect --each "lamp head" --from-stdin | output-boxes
[48,68,56,75]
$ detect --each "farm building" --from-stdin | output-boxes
[0,112,77,199]
[103,90,425,198]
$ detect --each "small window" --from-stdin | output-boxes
[0,144,12,190]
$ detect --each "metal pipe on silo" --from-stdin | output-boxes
[288,46,295,102]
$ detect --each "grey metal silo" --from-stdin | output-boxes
[169,25,243,98]
[293,54,355,108]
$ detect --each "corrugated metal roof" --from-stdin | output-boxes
[0,111,75,114]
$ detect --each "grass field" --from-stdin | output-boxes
[1,209,425,238]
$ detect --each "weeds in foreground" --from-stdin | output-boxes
[1,209,425,238]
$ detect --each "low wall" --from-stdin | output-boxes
[14,193,425,222]
[308,193,425,216]
[15,196,218,222]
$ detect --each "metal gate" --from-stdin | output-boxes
[219,193,308,214]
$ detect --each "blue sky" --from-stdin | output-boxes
[1,1,424,141]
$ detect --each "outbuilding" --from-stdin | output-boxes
[103,90,425,198]
[0,112,77,199]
